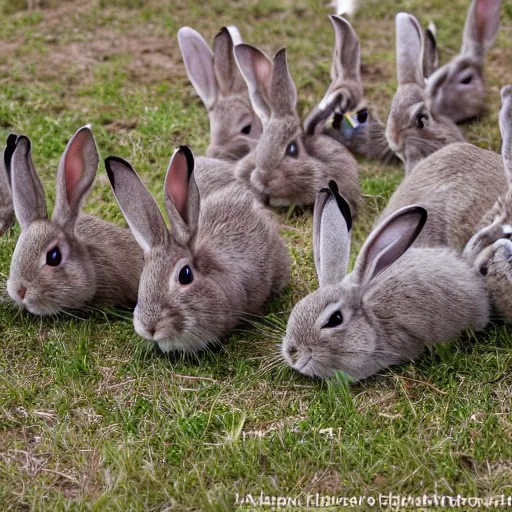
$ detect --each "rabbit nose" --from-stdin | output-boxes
[18,287,27,300]
[148,327,156,338]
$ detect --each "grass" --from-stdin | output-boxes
[0,0,511,509]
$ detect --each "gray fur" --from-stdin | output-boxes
[426,0,501,123]
[303,15,363,136]
[387,13,465,172]
[7,127,144,315]
[107,146,290,353]
[178,26,262,161]
[0,135,16,235]
[378,143,507,251]
[234,44,361,212]
[463,87,512,323]
[282,203,489,380]
[313,186,351,287]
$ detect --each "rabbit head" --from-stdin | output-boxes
[303,15,365,138]
[386,13,464,173]
[178,26,262,161]
[427,0,501,123]
[0,134,17,235]
[283,188,489,380]
[7,127,101,315]
[234,44,360,211]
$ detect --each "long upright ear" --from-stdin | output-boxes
[105,157,168,253]
[313,180,352,288]
[213,26,247,96]
[270,49,297,117]
[352,205,427,285]
[396,13,424,87]
[423,21,438,78]
[329,15,361,84]
[11,136,48,230]
[500,85,512,183]
[164,145,200,244]
[178,27,218,109]
[461,0,501,58]
[52,126,99,234]
[234,44,273,125]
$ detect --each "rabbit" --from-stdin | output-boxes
[232,43,361,213]
[281,182,489,381]
[376,142,507,252]
[427,0,502,124]
[178,25,262,162]
[304,16,437,166]
[386,13,465,173]
[463,86,512,323]
[0,133,16,235]
[105,145,290,353]
[6,126,144,315]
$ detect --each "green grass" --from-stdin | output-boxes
[0,0,511,510]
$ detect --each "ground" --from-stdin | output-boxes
[0,0,511,510]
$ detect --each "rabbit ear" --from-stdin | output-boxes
[52,126,99,234]
[329,15,361,83]
[3,133,17,186]
[396,12,424,87]
[423,21,438,78]
[313,181,352,287]
[178,27,218,109]
[461,0,501,58]
[270,49,297,117]
[235,44,273,125]
[11,136,48,230]
[353,205,427,285]
[213,26,247,96]
[105,156,168,253]
[164,145,200,244]
[500,85,512,183]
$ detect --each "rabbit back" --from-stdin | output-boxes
[378,143,506,250]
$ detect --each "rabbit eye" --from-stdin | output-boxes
[178,265,193,285]
[479,264,488,276]
[46,247,62,267]
[285,141,299,158]
[322,310,343,329]
[416,113,428,129]
[241,124,252,135]
[357,109,368,124]
[460,75,473,85]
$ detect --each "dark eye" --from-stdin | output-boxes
[461,75,473,85]
[332,113,343,131]
[241,124,252,135]
[46,247,62,267]
[416,113,428,129]
[322,310,343,329]
[178,265,193,285]
[285,141,299,158]
[357,109,368,124]
[479,264,488,276]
